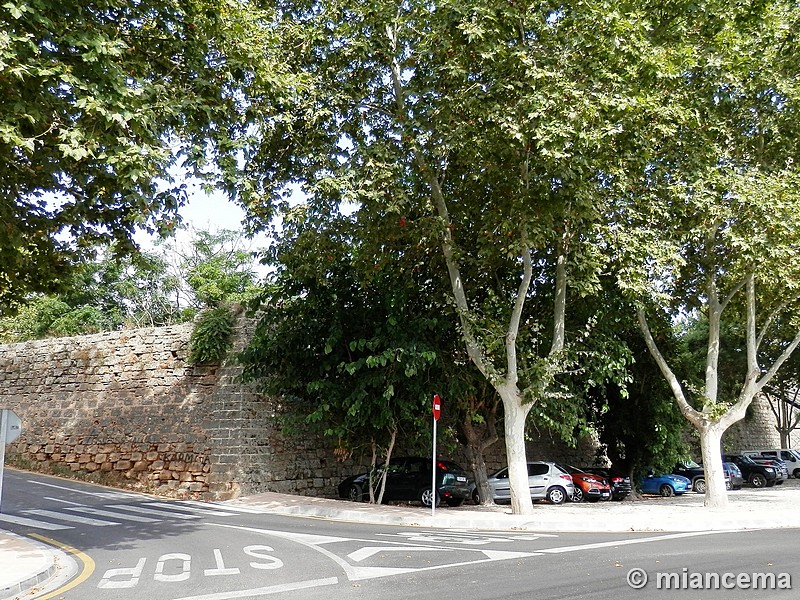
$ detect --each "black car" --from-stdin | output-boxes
[723,454,778,488]
[673,460,731,493]
[580,467,632,500]
[745,455,788,484]
[337,456,471,507]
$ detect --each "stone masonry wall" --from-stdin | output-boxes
[723,395,782,452]
[0,320,345,500]
[3,318,779,501]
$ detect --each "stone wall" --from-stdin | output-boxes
[0,320,348,500]
[5,319,739,500]
[723,395,782,452]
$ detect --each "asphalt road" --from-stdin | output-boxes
[2,470,799,599]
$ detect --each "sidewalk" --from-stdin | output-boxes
[3,481,800,599]
[0,532,57,600]
[229,480,800,533]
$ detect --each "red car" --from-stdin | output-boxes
[558,464,612,502]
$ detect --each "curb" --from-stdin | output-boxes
[0,532,56,600]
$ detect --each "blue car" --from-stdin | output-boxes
[639,472,691,497]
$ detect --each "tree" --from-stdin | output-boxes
[157,226,262,312]
[223,0,683,515]
[239,210,441,502]
[618,2,800,507]
[0,249,179,341]
[0,0,272,311]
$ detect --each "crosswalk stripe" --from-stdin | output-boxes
[27,480,140,500]
[25,509,120,526]
[145,501,236,517]
[106,504,201,520]
[64,506,162,523]
[183,500,265,515]
[0,514,73,530]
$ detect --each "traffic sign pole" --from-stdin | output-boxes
[0,409,7,513]
[431,394,441,518]
[0,409,21,514]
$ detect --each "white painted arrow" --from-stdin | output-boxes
[348,546,447,563]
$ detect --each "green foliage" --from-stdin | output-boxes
[159,227,262,309]
[0,0,273,310]
[188,306,236,364]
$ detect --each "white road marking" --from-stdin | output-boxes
[204,549,241,576]
[348,546,446,563]
[106,504,201,520]
[183,500,266,514]
[0,513,73,530]
[537,530,737,554]
[24,509,119,526]
[98,558,147,589]
[43,497,85,506]
[145,501,237,517]
[64,506,162,523]
[211,524,540,582]
[169,577,339,600]
[27,480,139,499]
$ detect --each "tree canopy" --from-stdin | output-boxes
[0,0,273,311]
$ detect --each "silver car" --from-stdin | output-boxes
[482,461,575,504]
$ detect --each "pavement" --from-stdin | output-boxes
[4,480,800,599]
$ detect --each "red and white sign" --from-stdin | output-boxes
[432,394,441,421]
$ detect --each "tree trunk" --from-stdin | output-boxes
[461,417,497,505]
[697,425,727,508]
[499,385,534,514]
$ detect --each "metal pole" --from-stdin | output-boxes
[431,416,437,518]
[0,409,7,513]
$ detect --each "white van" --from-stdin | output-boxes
[742,449,800,478]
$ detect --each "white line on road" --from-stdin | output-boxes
[64,506,162,523]
[27,480,139,499]
[106,505,201,519]
[145,502,237,517]
[24,509,120,526]
[537,530,738,554]
[348,546,446,563]
[169,577,339,600]
[44,497,85,506]
[0,513,73,530]
[182,500,266,514]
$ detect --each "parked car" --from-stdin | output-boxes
[673,460,731,493]
[480,461,575,505]
[557,464,612,502]
[723,454,778,488]
[744,449,800,478]
[639,472,691,497]
[581,467,632,501]
[723,461,744,490]
[337,457,471,507]
[742,453,789,484]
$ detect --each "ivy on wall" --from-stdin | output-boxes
[188,306,235,364]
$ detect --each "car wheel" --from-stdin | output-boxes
[471,488,481,505]
[347,484,363,502]
[794,469,800,479]
[693,478,706,494]
[659,484,674,497]
[419,487,440,508]
[571,487,584,503]
[446,498,464,507]
[750,473,767,488]
[725,479,731,491]
[546,486,567,505]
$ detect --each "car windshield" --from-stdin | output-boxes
[683,459,701,468]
